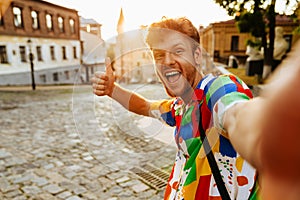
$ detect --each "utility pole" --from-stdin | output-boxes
[27,39,36,90]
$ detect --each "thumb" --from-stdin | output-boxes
[105,57,113,77]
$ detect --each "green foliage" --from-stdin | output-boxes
[215,0,300,65]
[214,0,300,33]
[293,25,300,34]
[236,11,265,37]
[246,39,262,48]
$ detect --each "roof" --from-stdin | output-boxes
[211,14,297,26]
[80,17,101,25]
[39,0,78,12]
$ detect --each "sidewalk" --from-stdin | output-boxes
[0,83,176,200]
[0,84,86,91]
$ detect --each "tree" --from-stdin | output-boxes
[215,0,300,67]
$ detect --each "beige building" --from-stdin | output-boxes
[79,17,106,82]
[0,0,81,85]
[114,9,157,84]
[200,15,300,65]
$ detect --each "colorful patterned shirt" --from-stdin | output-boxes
[153,74,258,200]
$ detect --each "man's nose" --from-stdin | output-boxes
[163,52,176,65]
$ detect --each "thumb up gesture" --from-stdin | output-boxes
[92,57,115,97]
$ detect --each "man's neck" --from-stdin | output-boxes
[181,72,204,103]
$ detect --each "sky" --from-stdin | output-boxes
[44,0,233,40]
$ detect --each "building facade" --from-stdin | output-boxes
[200,15,300,65]
[80,17,106,83]
[80,17,102,39]
[0,0,81,86]
[113,9,157,84]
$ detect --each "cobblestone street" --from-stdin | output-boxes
[0,84,177,200]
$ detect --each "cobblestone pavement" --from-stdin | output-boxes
[0,84,177,200]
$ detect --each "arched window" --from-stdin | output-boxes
[13,7,23,28]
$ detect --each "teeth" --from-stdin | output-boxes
[165,71,180,77]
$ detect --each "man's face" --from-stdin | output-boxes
[151,31,201,98]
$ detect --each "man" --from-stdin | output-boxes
[92,17,300,199]
[92,17,257,200]
[272,26,289,72]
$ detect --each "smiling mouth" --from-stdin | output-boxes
[165,71,181,83]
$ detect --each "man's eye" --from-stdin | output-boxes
[174,49,183,54]
[154,53,164,60]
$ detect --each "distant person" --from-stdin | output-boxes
[228,55,239,68]
[92,17,257,199]
[245,44,264,83]
[272,26,289,72]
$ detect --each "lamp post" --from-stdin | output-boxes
[27,39,36,90]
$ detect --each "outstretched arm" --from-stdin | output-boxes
[224,41,300,198]
[91,57,153,117]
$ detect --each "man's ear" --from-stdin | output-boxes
[194,46,202,65]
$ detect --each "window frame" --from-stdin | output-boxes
[50,46,55,60]
[31,10,40,30]
[0,46,8,64]
[58,16,64,33]
[46,13,53,31]
[19,46,27,62]
[62,46,67,60]
[230,35,239,52]
[13,6,23,28]
[69,18,75,34]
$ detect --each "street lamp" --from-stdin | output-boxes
[27,39,36,90]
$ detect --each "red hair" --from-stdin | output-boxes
[146,17,200,49]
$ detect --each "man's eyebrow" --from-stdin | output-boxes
[152,43,185,52]
[172,43,185,48]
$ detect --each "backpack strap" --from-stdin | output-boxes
[198,103,231,200]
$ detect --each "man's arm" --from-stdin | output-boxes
[109,82,153,116]
[223,41,300,198]
[91,57,153,117]
[224,41,300,169]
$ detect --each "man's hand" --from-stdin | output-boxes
[92,57,115,97]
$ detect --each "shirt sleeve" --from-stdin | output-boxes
[149,99,176,127]
[204,74,253,131]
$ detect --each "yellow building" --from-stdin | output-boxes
[200,15,300,65]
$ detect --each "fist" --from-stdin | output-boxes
[91,57,115,97]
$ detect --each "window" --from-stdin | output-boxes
[31,10,39,29]
[46,14,53,31]
[69,18,75,33]
[73,46,77,59]
[214,50,220,58]
[58,16,64,32]
[231,36,239,51]
[0,46,8,63]
[13,7,23,28]
[50,46,55,60]
[36,46,42,61]
[64,71,70,80]
[19,46,26,62]
[40,74,46,83]
[62,46,67,60]
[53,72,59,81]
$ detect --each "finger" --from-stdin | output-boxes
[94,71,105,78]
[93,88,105,96]
[105,57,113,77]
[92,83,106,90]
[91,75,108,84]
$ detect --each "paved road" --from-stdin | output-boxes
[0,84,177,200]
